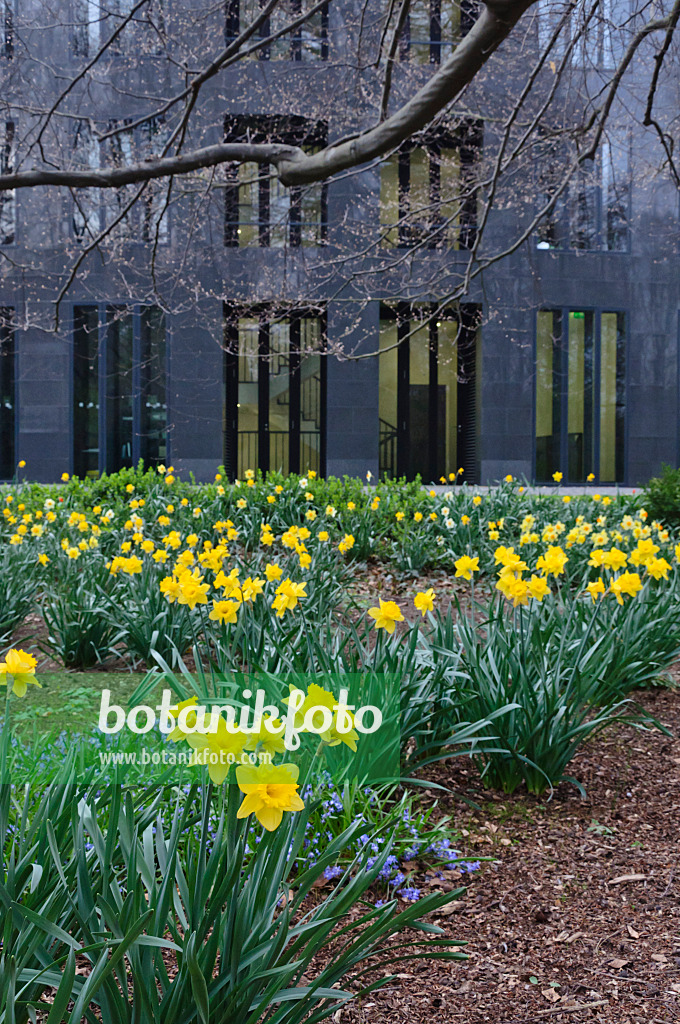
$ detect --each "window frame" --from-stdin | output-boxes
[223,303,327,480]
[0,307,15,481]
[73,118,171,245]
[400,0,477,63]
[223,116,328,248]
[0,120,16,246]
[380,120,482,251]
[532,306,628,485]
[535,135,632,254]
[71,301,170,476]
[378,301,481,482]
[225,0,329,60]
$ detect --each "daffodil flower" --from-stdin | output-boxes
[0,649,41,698]
[236,762,305,831]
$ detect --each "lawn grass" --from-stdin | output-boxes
[6,671,148,735]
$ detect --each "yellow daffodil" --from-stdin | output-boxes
[454,555,479,580]
[610,571,643,605]
[414,588,436,616]
[646,557,671,581]
[0,649,40,697]
[586,578,606,602]
[272,579,306,617]
[338,534,355,555]
[236,762,305,831]
[209,599,240,624]
[536,545,568,578]
[368,599,404,633]
[527,575,550,601]
[602,547,628,571]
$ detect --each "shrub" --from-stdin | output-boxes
[644,464,680,527]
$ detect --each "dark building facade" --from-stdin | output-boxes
[0,0,678,486]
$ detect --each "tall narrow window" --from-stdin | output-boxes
[599,312,625,483]
[139,306,167,465]
[0,308,14,479]
[73,120,101,242]
[401,0,476,62]
[379,122,481,250]
[106,306,134,473]
[0,121,15,245]
[227,0,328,59]
[535,309,625,483]
[224,117,326,247]
[536,134,630,252]
[73,0,100,57]
[3,0,13,59]
[73,306,100,479]
[224,307,325,479]
[100,119,170,242]
[74,305,166,475]
[378,304,480,482]
[104,124,135,238]
[139,118,170,242]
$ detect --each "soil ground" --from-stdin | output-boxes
[340,685,680,1024]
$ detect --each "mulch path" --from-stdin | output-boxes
[340,685,680,1023]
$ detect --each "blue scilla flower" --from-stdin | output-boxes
[460,860,481,873]
[397,886,421,902]
[392,871,406,887]
[323,865,343,880]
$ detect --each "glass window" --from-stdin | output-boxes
[379,304,479,481]
[402,0,472,62]
[379,124,480,250]
[224,120,327,248]
[379,155,399,248]
[97,119,170,243]
[599,311,625,483]
[3,0,14,59]
[268,321,290,473]
[104,0,166,55]
[226,309,325,479]
[536,136,630,252]
[73,120,101,242]
[73,305,100,479]
[139,118,170,243]
[566,311,595,480]
[300,317,323,475]
[0,121,15,245]
[139,306,167,466]
[105,307,134,473]
[535,309,625,483]
[73,304,167,475]
[228,0,328,59]
[237,318,260,477]
[535,310,560,483]
[73,0,100,57]
[378,315,399,479]
[0,308,14,479]
[407,0,433,65]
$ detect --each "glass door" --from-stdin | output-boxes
[224,309,325,480]
[535,309,625,483]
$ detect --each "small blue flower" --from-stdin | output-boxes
[397,886,421,902]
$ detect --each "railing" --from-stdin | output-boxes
[379,418,397,479]
[238,428,321,476]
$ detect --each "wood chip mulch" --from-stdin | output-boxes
[338,686,680,1024]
